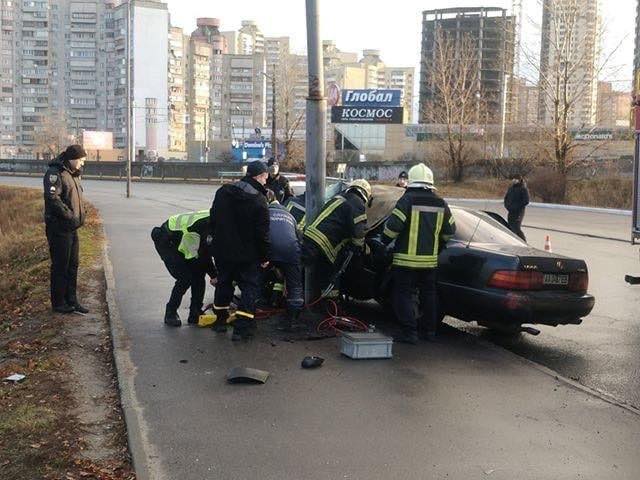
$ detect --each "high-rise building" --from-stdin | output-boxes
[168,26,187,156]
[538,0,601,128]
[513,78,539,126]
[419,7,516,124]
[222,20,263,55]
[221,53,266,141]
[596,81,630,128]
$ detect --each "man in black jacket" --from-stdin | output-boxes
[151,211,217,327]
[210,161,270,341]
[266,160,294,203]
[503,175,530,241]
[43,144,88,314]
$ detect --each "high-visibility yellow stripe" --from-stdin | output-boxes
[354,214,367,224]
[392,208,407,223]
[351,237,364,246]
[433,211,444,255]
[449,215,456,225]
[308,197,344,229]
[214,304,230,310]
[408,208,420,256]
[392,252,438,268]
[273,283,284,292]
[392,258,438,268]
[305,228,337,263]
[236,310,255,319]
[383,226,399,239]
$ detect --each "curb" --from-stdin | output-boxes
[464,329,640,417]
[102,229,167,480]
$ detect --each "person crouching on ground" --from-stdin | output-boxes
[151,211,217,326]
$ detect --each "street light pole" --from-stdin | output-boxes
[126,0,133,198]
[271,63,277,161]
[304,0,326,302]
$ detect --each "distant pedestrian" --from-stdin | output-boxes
[43,144,88,314]
[266,159,294,203]
[503,174,530,241]
[210,160,270,341]
[396,171,408,188]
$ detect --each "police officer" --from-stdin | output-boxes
[43,144,88,314]
[266,159,294,204]
[503,174,530,241]
[151,211,217,327]
[303,179,371,291]
[381,164,456,344]
[210,161,270,341]
[266,190,304,332]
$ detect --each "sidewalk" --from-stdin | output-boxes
[2,177,639,480]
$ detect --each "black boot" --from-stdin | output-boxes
[164,305,181,327]
[394,328,418,345]
[71,303,89,314]
[231,326,250,342]
[53,304,75,314]
[187,309,201,325]
[211,309,229,333]
[278,309,301,332]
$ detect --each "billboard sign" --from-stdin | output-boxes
[341,89,402,107]
[331,106,404,124]
[83,131,113,150]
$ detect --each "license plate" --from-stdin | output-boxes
[543,274,569,286]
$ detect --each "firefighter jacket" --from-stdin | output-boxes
[266,173,294,204]
[381,187,456,269]
[43,158,85,232]
[210,176,270,264]
[268,202,301,265]
[285,194,306,229]
[303,190,367,264]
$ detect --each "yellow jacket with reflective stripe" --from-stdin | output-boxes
[381,187,455,269]
[303,191,367,264]
[166,210,210,260]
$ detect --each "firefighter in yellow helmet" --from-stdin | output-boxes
[302,179,371,290]
[381,164,455,344]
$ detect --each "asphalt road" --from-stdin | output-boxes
[3,177,639,480]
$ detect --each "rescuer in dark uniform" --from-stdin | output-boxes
[285,193,306,229]
[503,174,530,241]
[302,179,371,291]
[266,159,294,204]
[43,144,88,314]
[210,161,271,342]
[265,190,304,332]
[381,163,456,344]
[151,211,217,327]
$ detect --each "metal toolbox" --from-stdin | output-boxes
[340,332,393,359]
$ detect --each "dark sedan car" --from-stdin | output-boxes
[341,186,595,334]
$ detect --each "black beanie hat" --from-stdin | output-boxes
[62,144,87,161]
[246,160,267,177]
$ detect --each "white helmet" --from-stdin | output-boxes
[408,163,435,187]
[348,179,372,202]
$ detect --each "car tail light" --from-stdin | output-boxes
[487,270,544,290]
[568,272,588,293]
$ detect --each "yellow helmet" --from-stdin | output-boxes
[348,179,372,202]
[408,163,435,186]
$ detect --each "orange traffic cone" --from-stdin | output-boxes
[544,235,552,253]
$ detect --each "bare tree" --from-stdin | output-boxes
[522,0,621,177]
[274,54,306,167]
[34,117,75,160]
[423,29,485,182]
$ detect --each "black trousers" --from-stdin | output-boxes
[273,261,304,312]
[301,240,335,292]
[214,260,259,331]
[152,227,206,315]
[46,225,79,308]
[392,267,438,335]
[508,210,526,241]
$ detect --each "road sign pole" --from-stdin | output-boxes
[304,0,326,303]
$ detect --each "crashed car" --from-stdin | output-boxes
[339,185,595,334]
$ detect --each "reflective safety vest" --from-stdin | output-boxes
[285,197,306,229]
[381,188,455,269]
[303,192,367,264]
[166,210,210,260]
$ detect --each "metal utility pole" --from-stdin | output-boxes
[271,63,278,161]
[203,107,208,163]
[126,0,133,198]
[304,0,326,302]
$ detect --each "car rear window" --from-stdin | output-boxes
[452,208,525,246]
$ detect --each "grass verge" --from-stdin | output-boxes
[0,186,134,480]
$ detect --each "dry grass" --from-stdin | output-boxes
[0,186,134,480]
